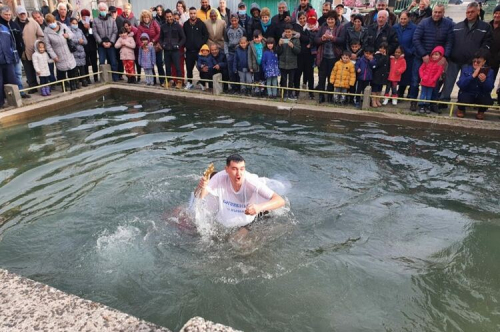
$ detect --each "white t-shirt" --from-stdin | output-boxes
[206,171,275,227]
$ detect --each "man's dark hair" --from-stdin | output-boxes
[342,50,352,57]
[284,23,293,30]
[326,10,338,19]
[350,38,360,45]
[189,7,196,11]
[226,154,245,165]
[165,9,173,15]
[364,46,374,53]
[378,42,388,50]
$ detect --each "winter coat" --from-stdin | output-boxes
[233,45,249,72]
[355,56,376,81]
[115,33,136,60]
[315,23,345,66]
[248,40,265,72]
[291,3,313,23]
[138,44,156,69]
[409,7,432,25]
[259,21,278,41]
[196,6,221,22]
[330,60,356,88]
[419,46,445,88]
[160,21,186,51]
[272,12,292,39]
[413,17,454,58]
[136,20,161,47]
[365,23,398,56]
[372,52,389,85]
[363,10,398,27]
[0,22,16,65]
[93,14,118,45]
[69,26,87,66]
[116,13,138,31]
[183,19,209,53]
[450,18,492,65]
[345,26,368,52]
[297,25,313,55]
[44,23,76,71]
[197,54,216,74]
[457,64,495,95]
[78,20,97,53]
[388,55,406,82]
[261,50,280,78]
[277,32,301,70]
[225,25,245,54]
[16,18,44,61]
[32,40,52,77]
[393,22,416,57]
[218,7,231,27]
[490,21,500,70]
[211,52,228,74]
[205,19,226,50]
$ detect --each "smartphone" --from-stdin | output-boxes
[281,38,289,44]
[479,66,490,76]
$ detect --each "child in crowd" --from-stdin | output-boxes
[32,40,52,96]
[138,33,156,86]
[383,46,406,105]
[69,17,88,88]
[418,46,445,114]
[355,46,376,109]
[249,30,266,96]
[261,37,280,98]
[277,24,301,101]
[347,39,362,103]
[233,36,252,95]
[197,44,214,91]
[226,14,245,93]
[330,50,356,104]
[371,43,389,108]
[115,27,137,83]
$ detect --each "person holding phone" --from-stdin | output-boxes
[455,49,494,120]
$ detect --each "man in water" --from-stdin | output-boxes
[197,154,285,234]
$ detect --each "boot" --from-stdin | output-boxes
[375,92,382,107]
[45,86,51,96]
[176,81,182,89]
[127,76,132,83]
[371,96,378,108]
[70,81,76,91]
[82,79,88,87]
[40,87,47,96]
[327,94,333,103]
[391,94,398,105]
[130,76,136,84]
[319,94,325,104]
[382,94,390,105]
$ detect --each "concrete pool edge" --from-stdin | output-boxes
[1,84,500,137]
[0,268,241,332]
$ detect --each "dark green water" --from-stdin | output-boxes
[0,96,499,331]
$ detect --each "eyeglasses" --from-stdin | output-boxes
[472,59,483,63]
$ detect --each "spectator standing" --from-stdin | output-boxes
[218,0,231,27]
[277,23,300,100]
[259,8,276,40]
[248,29,265,95]
[138,33,156,85]
[225,14,245,92]
[154,5,166,26]
[489,5,500,80]
[136,10,164,85]
[330,50,356,104]
[272,1,291,39]
[0,6,19,108]
[292,0,313,23]
[115,27,136,83]
[197,43,213,89]
[177,1,190,25]
[418,45,445,113]
[32,10,46,29]
[197,0,221,22]
[52,0,72,17]
[261,37,280,98]
[345,14,368,54]
[407,0,431,25]
[383,46,406,105]
[55,3,71,26]
[371,43,389,107]
[7,9,31,99]
[294,11,315,99]
[335,4,348,25]
[411,4,453,112]
[233,36,251,94]
[364,0,397,26]
[247,3,262,38]
[116,3,137,31]
[69,17,87,87]
[44,14,77,90]
[205,9,226,50]
[439,2,492,106]
[41,0,50,17]
[161,9,186,88]
[236,2,251,38]
[94,2,119,82]
[318,2,331,26]
[32,40,52,96]
[15,6,44,94]
[354,46,376,108]
[79,9,97,84]
[183,7,209,89]
[393,11,416,97]
[365,10,398,56]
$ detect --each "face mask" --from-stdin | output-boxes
[49,22,57,29]
[100,11,107,17]
[71,24,78,29]
[238,10,246,15]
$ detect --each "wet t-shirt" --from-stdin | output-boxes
[206,171,275,227]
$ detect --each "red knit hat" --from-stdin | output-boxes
[306,9,317,25]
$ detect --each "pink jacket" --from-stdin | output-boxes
[115,33,136,60]
[388,55,406,82]
[419,46,445,88]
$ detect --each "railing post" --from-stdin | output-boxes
[362,85,372,110]
[99,64,112,83]
[4,84,23,108]
[212,73,222,95]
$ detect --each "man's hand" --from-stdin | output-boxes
[284,16,291,23]
[245,203,260,216]
[422,55,430,64]
[202,65,208,72]
[287,41,293,48]
[478,73,486,82]
[213,64,220,70]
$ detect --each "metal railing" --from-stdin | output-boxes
[18,71,102,94]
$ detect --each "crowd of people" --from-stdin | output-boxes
[1,0,499,119]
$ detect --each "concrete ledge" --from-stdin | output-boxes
[1,83,500,138]
[0,268,171,332]
[179,317,242,332]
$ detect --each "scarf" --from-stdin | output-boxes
[261,19,271,33]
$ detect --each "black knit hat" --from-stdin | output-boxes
[495,5,500,13]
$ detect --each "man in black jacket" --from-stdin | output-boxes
[365,10,398,56]
[271,1,291,39]
[161,9,186,87]
[439,2,492,104]
[184,7,209,89]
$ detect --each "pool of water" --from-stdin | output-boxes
[1,96,499,331]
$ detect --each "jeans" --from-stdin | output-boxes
[0,63,17,107]
[238,69,253,91]
[164,49,181,81]
[22,59,38,90]
[185,51,197,84]
[409,57,422,99]
[439,61,465,102]
[98,46,119,81]
[419,86,433,106]
[14,61,24,92]
[227,53,240,91]
[266,76,278,96]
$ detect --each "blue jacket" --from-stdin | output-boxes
[233,45,249,72]
[393,22,416,57]
[355,56,376,81]
[261,50,280,79]
[211,52,227,71]
[0,22,16,65]
[457,65,494,95]
[413,17,454,58]
[197,54,216,74]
